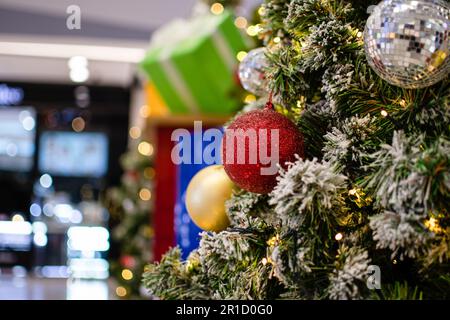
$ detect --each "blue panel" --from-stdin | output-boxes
[174,127,223,260]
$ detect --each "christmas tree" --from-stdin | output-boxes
[105,143,155,298]
[143,0,450,300]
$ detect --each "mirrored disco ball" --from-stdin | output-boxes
[364,0,450,89]
[238,47,269,96]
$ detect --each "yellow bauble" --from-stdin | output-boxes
[185,165,234,232]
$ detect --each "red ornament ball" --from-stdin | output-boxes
[221,104,304,194]
[120,255,136,269]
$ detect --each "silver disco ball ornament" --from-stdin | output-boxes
[238,47,269,96]
[364,0,450,89]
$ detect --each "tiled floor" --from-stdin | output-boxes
[0,275,115,300]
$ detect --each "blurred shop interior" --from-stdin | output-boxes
[0,0,260,299]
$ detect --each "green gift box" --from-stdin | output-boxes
[140,11,248,115]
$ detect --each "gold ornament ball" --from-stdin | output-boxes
[185,165,234,232]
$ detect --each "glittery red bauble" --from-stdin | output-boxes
[221,105,304,194]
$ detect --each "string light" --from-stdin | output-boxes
[234,16,247,29]
[185,260,193,272]
[399,99,407,108]
[258,6,266,16]
[144,226,154,237]
[425,217,443,234]
[392,259,398,265]
[244,94,256,104]
[121,269,133,280]
[348,187,372,208]
[246,25,262,37]
[273,37,281,44]
[139,188,152,201]
[138,141,154,156]
[335,233,343,241]
[129,126,141,139]
[380,109,388,117]
[144,167,155,179]
[267,234,280,247]
[236,51,247,62]
[185,256,200,272]
[261,258,268,265]
[140,105,150,118]
[116,286,127,297]
[210,3,224,15]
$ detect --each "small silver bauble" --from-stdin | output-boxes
[364,0,450,89]
[238,47,269,96]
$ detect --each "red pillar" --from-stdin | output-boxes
[152,127,176,261]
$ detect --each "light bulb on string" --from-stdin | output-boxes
[425,217,443,234]
[121,269,133,280]
[116,286,127,297]
[144,167,155,179]
[129,126,141,139]
[234,17,247,29]
[138,141,154,156]
[139,188,152,201]
[244,94,256,104]
[236,51,247,62]
[258,7,266,16]
[210,3,224,15]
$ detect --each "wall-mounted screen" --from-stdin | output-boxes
[0,107,36,172]
[38,131,108,178]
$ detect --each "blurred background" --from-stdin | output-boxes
[0,0,260,299]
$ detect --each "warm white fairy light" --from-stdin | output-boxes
[139,188,152,201]
[258,7,266,16]
[129,126,141,139]
[234,17,248,29]
[121,269,133,280]
[210,3,224,15]
[116,286,127,297]
[244,94,256,104]
[138,141,154,156]
[246,25,262,37]
[425,217,443,234]
[236,51,247,62]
